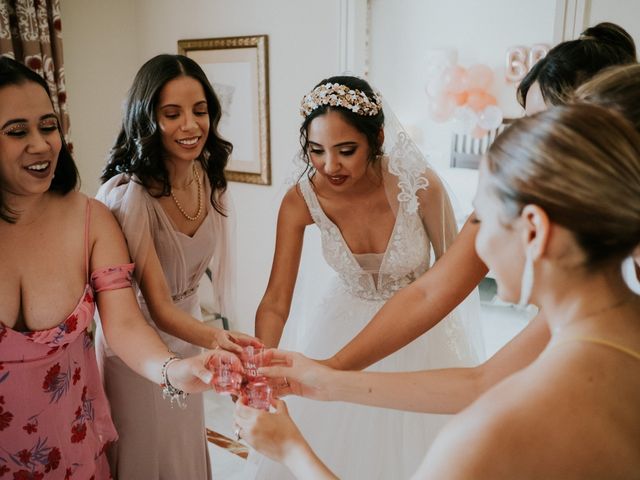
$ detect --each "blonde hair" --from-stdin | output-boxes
[575,63,640,132]
[486,103,640,266]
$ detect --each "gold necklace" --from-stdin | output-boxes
[170,164,202,222]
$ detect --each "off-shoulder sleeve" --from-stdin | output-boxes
[91,263,135,292]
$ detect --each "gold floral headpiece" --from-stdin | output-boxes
[300,82,382,118]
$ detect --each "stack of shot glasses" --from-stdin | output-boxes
[211,346,273,411]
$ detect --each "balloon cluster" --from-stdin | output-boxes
[425,62,503,138]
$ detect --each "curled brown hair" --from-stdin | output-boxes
[485,104,640,266]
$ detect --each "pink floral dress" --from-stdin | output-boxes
[0,201,134,480]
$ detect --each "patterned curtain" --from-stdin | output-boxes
[0,0,70,143]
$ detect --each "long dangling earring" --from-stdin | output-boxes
[517,247,534,307]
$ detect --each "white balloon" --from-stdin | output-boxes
[478,105,503,130]
[423,48,457,81]
[425,75,447,98]
[452,106,478,134]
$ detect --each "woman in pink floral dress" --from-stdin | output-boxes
[0,57,239,479]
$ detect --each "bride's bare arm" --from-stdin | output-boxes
[255,186,312,347]
[328,217,487,370]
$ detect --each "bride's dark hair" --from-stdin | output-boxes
[298,76,385,178]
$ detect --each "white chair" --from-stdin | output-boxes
[450,119,513,169]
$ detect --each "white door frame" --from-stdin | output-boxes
[338,0,369,76]
[554,0,591,42]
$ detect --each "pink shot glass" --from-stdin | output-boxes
[211,357,242,396]
[245,381,272,411]
[241,346,268,382]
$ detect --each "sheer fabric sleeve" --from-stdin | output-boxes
[208,189,237,325]
[95,174,156,282]
[415,167,459,261]
[382,110,485,362]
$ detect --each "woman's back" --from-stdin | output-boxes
[422,321,640,479]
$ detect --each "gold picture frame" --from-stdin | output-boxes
[178,35,271,185]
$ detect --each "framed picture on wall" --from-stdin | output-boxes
[178,35,271,185]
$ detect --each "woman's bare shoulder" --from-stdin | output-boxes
[280,183,313,226]
[423,354,639,478]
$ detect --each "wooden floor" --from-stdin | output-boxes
[207,428,249,459]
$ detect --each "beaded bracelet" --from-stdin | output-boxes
[160,354,188,409]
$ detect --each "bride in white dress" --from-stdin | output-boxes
[252,76,483,479]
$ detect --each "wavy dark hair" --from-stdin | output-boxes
[0,56,78,223]
[517,22,637,109]
[101,54,232,214]
[298,75,385,179]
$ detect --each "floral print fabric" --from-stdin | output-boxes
[0,264,133,479]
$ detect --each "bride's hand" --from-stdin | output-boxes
[259,349,334,400]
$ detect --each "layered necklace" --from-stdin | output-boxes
[170,163,203,221]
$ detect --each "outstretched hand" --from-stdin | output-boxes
[214,329,263,354]
[258,349,334,401]
[167,349,243,394]
[234,398,305,462]
[234,398,338,479]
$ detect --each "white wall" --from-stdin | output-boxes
[368,0,557,217]
[587,0,640,43]
[61,0,640,336]
[62,0,345,334]
[61,0,139,195]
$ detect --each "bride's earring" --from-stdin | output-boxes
[517,247,534,307]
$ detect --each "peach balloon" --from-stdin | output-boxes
[467,89,498,112]
[454,91,468,106]
[467,64,493,90]
[442,65,469,94]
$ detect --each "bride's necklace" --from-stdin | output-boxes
[170,163,202,222]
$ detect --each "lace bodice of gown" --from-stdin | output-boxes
[298,176,431,301]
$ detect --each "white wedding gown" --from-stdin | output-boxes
[249,170,483,480]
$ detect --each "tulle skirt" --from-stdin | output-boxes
[249,275,480,479]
